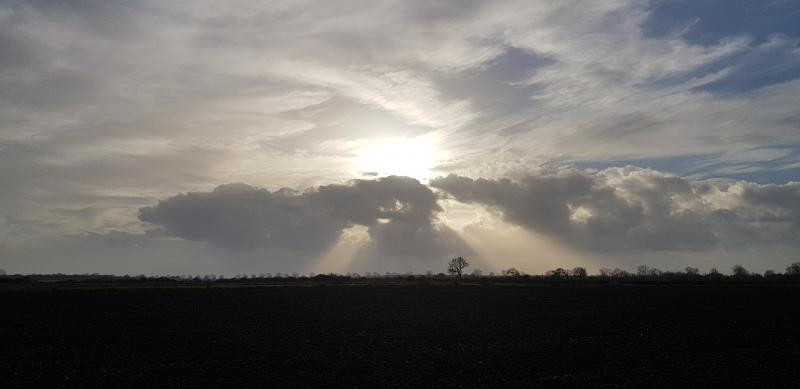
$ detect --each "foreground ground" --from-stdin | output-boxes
[2,284,799,388]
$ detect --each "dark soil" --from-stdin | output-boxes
[2,285,799,388]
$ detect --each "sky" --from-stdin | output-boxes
[1,0,799,276]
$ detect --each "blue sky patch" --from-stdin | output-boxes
[571,145,800,184]
[642,0,800,46]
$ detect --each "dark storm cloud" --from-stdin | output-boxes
[431,168,800,252]
[139,176,457,257]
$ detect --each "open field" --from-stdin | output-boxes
[3,284,799,388]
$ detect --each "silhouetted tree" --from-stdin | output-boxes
[648,268,662,277]
[601,268,628,278]
[786,262,800,275]
[637,265,649,276]
[471,269,483,277]
[732,265,749,278]
[448,257,469,280]
[504,267,521,277]
[571,267,588,279]
[546,268,569,279]
[684,267,699,276]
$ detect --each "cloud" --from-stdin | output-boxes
[139,176,463,258]
[139,183,348,251]
[741,182,800,228]
[431,167,800,252]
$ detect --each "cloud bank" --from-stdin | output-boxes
[137,168,800,266]
[139,176,464,258]
[432,167,800,252]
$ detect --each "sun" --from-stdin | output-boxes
[353,135,440,181]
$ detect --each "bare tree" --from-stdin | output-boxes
[504,267,521,277]
[546,268,569,279]
[786,262,800,275]
[447,257,469,280]
[602,268,628,278]
[571,267,588,279]
[647,268,662,277]
[684,267,699,276]
[732,265,749,278]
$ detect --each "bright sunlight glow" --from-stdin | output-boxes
[353,135,441,181]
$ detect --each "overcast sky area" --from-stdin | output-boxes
[2,0,799,275]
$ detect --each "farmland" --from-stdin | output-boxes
[2,284,799,388]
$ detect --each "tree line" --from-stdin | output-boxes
[2,261,799,284]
